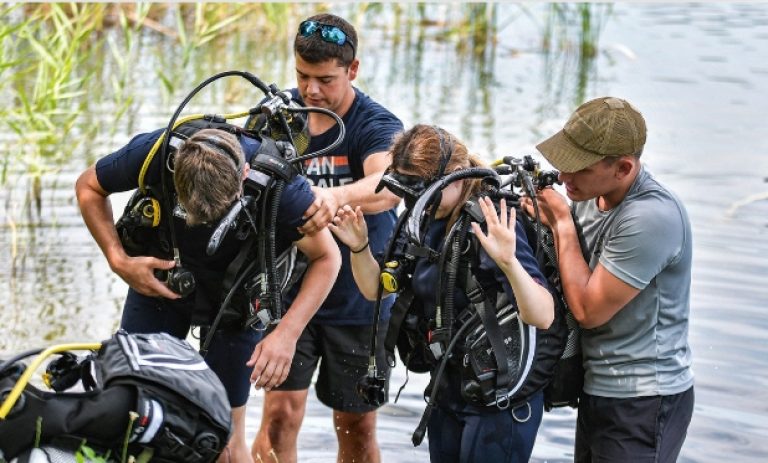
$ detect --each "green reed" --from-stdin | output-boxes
[0,2,607,193]
[0,4,288,187]
[2,4,100,177]
[542,3,613,105]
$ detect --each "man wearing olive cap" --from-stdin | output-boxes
[528,97,694,462]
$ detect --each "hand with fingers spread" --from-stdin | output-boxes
[470,197,518,270]
[298,186,340,236]
[328,205,369,251]
[328,205,383,300]
[247,329,297,391]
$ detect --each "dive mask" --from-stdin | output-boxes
[376,171,432,210]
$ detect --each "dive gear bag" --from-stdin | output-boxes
[0,331,231,462]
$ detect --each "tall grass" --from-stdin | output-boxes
[542,3,613,106]
[0,4,303,187]
[0,3,605,182]
[2,4,102,185]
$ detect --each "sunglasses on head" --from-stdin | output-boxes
[298,20,356,59]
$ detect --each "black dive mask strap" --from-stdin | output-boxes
[423,127,451,213]
[433,126,452,180]
[404,167,501,247]
[197,135,243,174]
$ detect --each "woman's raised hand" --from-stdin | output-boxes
[470,197,518,269]
[328,205,369,250]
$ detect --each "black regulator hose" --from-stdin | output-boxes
[433,213,464,331]
[0,349,43,377]
[286,106,345,162]
[265,180,285,319]
[440,215,471,331]
[411,311,478,446]
[200,258,258,356]
[405,167,500,247]
[364,210,413,377]
[206,196,255,256]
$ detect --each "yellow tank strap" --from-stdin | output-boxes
[138,111,252,192]
[0,343,102,420]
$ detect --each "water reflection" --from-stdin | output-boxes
[1,3,767,462]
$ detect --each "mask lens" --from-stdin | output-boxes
[390,173,427,194]
[380,172,427,209]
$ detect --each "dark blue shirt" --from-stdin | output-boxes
[96,128,314,315]
[285,87,404,325]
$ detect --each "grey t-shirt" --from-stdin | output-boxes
[573,166,694,397]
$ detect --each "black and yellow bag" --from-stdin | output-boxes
[0,331,231,462]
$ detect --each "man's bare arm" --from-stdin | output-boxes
[533,189,640,329]
[299,151,401,235]
[75,165,177,298]
[247,228,341,389]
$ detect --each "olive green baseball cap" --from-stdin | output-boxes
[536,97,647,173]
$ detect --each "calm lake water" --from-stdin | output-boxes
[1,3,767,462]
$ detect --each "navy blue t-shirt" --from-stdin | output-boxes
[285,87,403,325]
[96,128,314,316]
[410,217,548,410]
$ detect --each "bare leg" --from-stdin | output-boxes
[251,389,309,463]
[218,405,254,463]
[334,410,380,463]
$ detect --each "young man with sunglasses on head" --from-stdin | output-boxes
[251,13,403,463]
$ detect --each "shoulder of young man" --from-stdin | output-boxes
[95,128,167,193]
[350,87,402,124]
[238,132,261,162]
[280,175,315,215]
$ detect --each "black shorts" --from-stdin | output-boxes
[276,321,391,413]
[575,386,695,463]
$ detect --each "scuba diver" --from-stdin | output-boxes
[75,88,342,462]
[329,124,556,463]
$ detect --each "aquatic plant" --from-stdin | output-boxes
[541,3,613,106]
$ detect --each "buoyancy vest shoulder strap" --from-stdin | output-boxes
[461,252,515,400]
[384,287,415,357]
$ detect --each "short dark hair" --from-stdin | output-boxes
[294,13,357,67]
